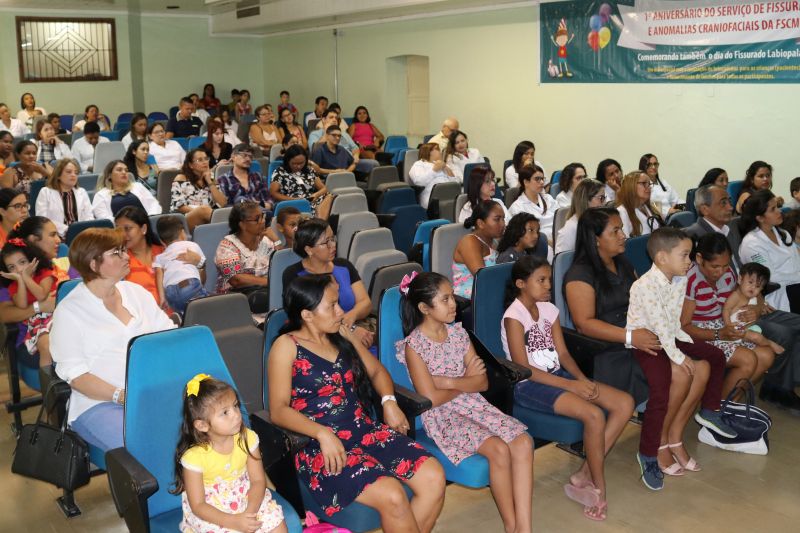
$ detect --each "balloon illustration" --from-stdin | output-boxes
[588,31,599,52]
[598,26,611,49]
[599,3,613,24]
[589,15,602,32]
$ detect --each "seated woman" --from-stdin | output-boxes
[615,171,663,238]
[698,167,729,188]
[33,120,72,174]
[148,122,186,170]
[444,129,484,181]
[595,159,622,204]
[249,105,280,151]
[270,145,332,219]
[452,199,506,299]
[735,160,783,214]
[277,106,308,149]
[739,189,800,313]
[682,233,776,398]
[268,274,445,530]
[509,165,556,245]
[50,228,176,452]
[0,188,29,247]
[121,112,148,150]
[17,92,46,130]
[408,143,461,209]
[171,149,227,231]
[34,158,94,237]
[347,106,385,153]
[555,178,606,255]
[0,131,14,172]
[92,160,162,220]
[554,163,587,209]
[282,218,374,348]
[218,109,242,146]
[215,201,276,313]
[638,154,680,217]
[505,141,545,188]
[1,140,48,194]
[201,83,221,114]
[457,166,509,224]
[0,103,28,137]
[235,89,253,120]
[124,140,159,191]
[72,104,111,132]
[201,120,232,169]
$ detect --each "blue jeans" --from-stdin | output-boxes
[514,368,575,414]
[165,278,208,314]
[71,402,124,452]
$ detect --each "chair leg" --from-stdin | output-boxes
[57,488,82,518]
[556,441,586,458]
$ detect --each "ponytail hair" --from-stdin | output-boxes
[504,255,551,307]
[400,271,450,336]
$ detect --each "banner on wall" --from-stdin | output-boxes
[540,0,800,82]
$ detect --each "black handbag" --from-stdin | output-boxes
[11,384,91,490]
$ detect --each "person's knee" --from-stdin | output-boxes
[378,479,412,516]
[755,347,775,367]
[582,404,606,427]
[510,432,533,457]
[693,359,710,380]
[734,350,757,374]
[482,437,511,468]
[618,391,635,415]
[414,459,446,498]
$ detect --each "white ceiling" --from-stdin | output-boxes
[0,0,209,15]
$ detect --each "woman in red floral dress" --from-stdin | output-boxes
[268,274,446,531]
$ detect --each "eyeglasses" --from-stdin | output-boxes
[9,202,29,211]
[533,176,545,182]
[637,181,652,188]
[647,162,660,168]
[103,247,128,258]
[234,152,253,159]
[592,194,607,203]
[315,236,337,248]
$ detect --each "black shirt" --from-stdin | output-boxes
[204,142,233,168]
[166,115,203,138]
[563,256,636,329]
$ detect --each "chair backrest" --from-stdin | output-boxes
[117,112,133,124]
[59,115,74,131]
[402,149,419,182]
[331,192,369,216]
[471,262,514,357]
[553,207,569,246]
[29,180,46,216]
[348,228,396,260]
[65,219,114,245]
[262,308,288,405]
[383,136,408,154]
[214,164,233,180]
[428,181,461,204]
[326,172,358,193]
[100,131,121,142]
[124,326,242,518]
[337,211,379,259]
[504,187,519,208]
[187,136,207,150]
[147,111,168,122]
[70,130,85,146]
[388,204,427,255]
[192,222,229,293]
[666,210,696,228]
[183,294,264,413]
[549,181,561,198]
[57,133,73,146]
[56,278,81,303]
[462,162,491,193]
[503,159,513,178]
[727,216,743,270]
[173,138,190,150]
[267,161,281,185]
[369,262,422,315]
[156,169,180,214]
[149,213,190,241]
[274,199,312,218]
[269,144,283,162]
[267,248,301,311]
[412,219,449,271]
[378,187,417,214]
[686,188,698,216]
[210,206,233,224]
[93,141,126,176]
[624,235,652,276]
[551,170,562,187]
[533,232,548,259]
[366,165,400,190]
[454,193,468,221]
[430,222,469,281]
[728,180,745,208]
[553,250,575,329]
[78,173,98,192]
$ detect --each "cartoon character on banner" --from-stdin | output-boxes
[588,3,613,68]
[551,18,575,78]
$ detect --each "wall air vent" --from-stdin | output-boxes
[236,0,260,19]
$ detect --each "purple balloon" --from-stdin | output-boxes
[589,14,602,31]
[600,3,612,17]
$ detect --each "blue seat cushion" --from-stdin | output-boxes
[512,403,584,445]
[89,444,107,471]
[300,481,412,533]
[414,429,489,489]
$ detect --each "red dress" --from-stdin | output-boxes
[9,268,59,354]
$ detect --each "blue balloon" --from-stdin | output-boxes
[589,14,602,32]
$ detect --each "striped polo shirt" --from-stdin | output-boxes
[685,263,737,322]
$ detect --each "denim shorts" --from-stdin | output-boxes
[514,368,575,414]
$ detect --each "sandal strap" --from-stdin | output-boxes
[667,442,684,448]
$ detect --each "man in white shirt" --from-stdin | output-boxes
[71,121,109,173]
[428,117,459,152]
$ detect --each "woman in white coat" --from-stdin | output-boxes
[92,160,162,221]
[33,121,71,173]
[408,142,460,209]
[35,159,94,237]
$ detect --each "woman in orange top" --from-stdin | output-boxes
[0,188,29,248]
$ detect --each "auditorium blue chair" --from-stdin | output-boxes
[686,187,698,216]
[666,210,696,228]
[378,187,417,214]
[65,219,115,246]
[274,199,312,218]
[267,160,281,184]
[624,235,652,276]
[173,137,190,150]
[148,111,169,122]
[29,179,46,216]
[728,180,745,208]
[117,112,134,124]
[411,219,449,271]
[187,136,207,150]
[388,204,427,255]
[383,135,408,155]
[105,326,302,533]
[59,114,74,131]
[100,130,121,141]
[267,249,301,312]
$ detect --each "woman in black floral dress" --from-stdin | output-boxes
[268,274,445,530]
[269,145,333,219]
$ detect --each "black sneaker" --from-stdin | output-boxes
[695,409,737,438]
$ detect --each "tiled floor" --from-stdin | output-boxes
[1,374,798,532]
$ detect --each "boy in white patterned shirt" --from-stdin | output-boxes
[627,227,736,491]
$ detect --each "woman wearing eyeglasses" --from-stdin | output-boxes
[0,188,30,247]
[282,218,375,348]
[171,149,227,231]
[509,164,556,245]
[555,178,607,255]
[214,201,276,312]
[457,166,510,224]
[638,154,681,217]
[615,171,664,238]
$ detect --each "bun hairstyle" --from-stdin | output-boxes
[399,271,450,336]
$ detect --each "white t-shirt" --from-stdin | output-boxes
[0,118,29,137]
[649,178,681,216]
[555,190,572,209]
[71,135,110,173]
[501,299,561,373]
[446,148,484,181]
[504,160,547,188]
[617,204,661,237]
[407,160,461,208]
[153,240,206,287]
[739,227,800,312]
[74,119,109,132]
[149,140,186,170]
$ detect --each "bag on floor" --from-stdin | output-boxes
[698,379,770,455]
[303,511,353,533]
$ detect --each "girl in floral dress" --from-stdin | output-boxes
[396,271,534,533]
[174,374,286,533]
[268,274,446,531]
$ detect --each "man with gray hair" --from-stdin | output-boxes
[429,117,459,152]
[685,185,734,240]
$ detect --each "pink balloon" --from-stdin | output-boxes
[588,31,599,52]
[600,3,612,17]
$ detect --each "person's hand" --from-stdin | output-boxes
[631,329,661,356]
[522,154,534,167]
[737,305,759,325]
[719,324,745,341]
[383,402,410,435]
[39,295,56,314]
[352,326,374,348]
[680,358,695,376]
[570,379,599,401]
[0,272,21,282]
[21,258,39,278]
[177,250,202,266]
[762,303,775,315]
[317,429,346,475]
[432,160,445,172]
[464,356,486,377]
[230,512,262,533]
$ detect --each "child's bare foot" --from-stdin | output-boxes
[769,340,785,354]
[569,469,594,489]
[584,500,607,521]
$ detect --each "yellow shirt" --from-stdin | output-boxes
[181,428,259,485]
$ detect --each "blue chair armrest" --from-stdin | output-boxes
[562,328,613,379]
[106,447,159,533]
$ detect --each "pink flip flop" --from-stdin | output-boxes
[584,500,608,521]
[564,482,601,507]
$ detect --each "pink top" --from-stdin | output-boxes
[350,123,375,147]
[500,299,560,373]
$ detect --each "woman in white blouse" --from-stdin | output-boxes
[505,140,546,188]
[72,104,111,132]
[596,158,622,204]
[50,228,176,451]
[147,122,185,170]
[457,166,510,224]
[0,103,28,137]
[615,171,664,237]
[92,160,162,220]
[555,178,606,255]
[739,189,800,312]
[444,129,484,180]
[509,164,556,244]
[554,162,587,209]
[639,153,681,217]
[121,113,148,150]
[17,93,46,130]
[407,142,460,209]
[35,159,94,237]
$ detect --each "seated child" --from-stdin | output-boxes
[174,374,286,533]
[723,262,784,354]
[0,238,58,366]
[785,176,800,209]
[627,228,737,491]
[502,256,634,521]
[154,216,208,314]
[265,206,302,250]
[495,213,541,264]
[397,271,533,533]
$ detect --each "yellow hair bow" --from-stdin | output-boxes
[186,373,211,397]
